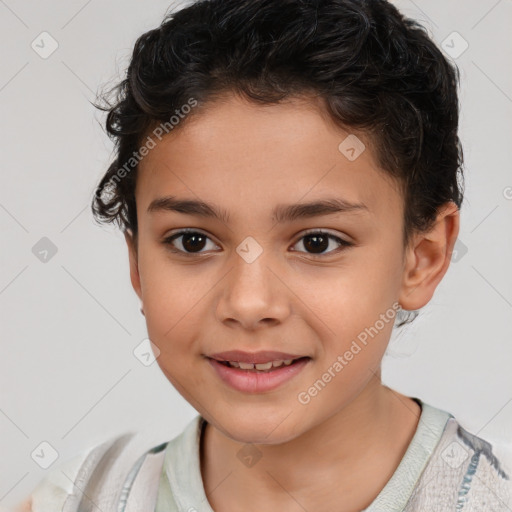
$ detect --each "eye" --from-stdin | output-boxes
[290,230,354,257]
[162,229,354,258]
[162,229,219,255]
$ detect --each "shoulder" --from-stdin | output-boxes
[13,445,90,512]
[14,429,167,512]
[406,416,512,511]
[8,497,32,512]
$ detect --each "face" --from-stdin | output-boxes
[125,92,449,444]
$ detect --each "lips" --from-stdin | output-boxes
[219,357,311,372]
[208,350,309,365]
[208,356,311,393]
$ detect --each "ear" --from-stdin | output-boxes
[399,201,460,311]
[125,230,143,301]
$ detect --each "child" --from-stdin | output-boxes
[15,0,512,510]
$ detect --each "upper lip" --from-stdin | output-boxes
[207,350,309,364]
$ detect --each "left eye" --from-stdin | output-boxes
[162,229,353,256]
[290,230,353,256]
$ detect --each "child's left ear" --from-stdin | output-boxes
[398,201,460,311]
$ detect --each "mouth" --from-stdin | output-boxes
[207,355,311,393]
[213,356,311,372]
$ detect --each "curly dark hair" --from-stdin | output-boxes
[91,0,464,328]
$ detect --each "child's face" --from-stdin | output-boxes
[127,92,415,443]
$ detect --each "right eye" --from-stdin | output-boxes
[162,229,220,256]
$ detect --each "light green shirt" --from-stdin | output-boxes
[26,398,512,512]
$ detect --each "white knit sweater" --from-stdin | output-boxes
[20,399,512,512]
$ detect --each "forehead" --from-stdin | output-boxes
[136,93,402,223]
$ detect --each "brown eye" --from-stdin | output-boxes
[303,233,329,254]
[291,231,353,256]
[163,230,219,255]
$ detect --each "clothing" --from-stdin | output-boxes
[26,398,512,511]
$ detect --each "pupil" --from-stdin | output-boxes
[304,234,328,254]
[183,233,206,252]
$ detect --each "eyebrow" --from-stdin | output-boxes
[147,195,369,224]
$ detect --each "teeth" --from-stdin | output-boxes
[255,361,273,370]
[227,358,298,370]
[238,361,259,370]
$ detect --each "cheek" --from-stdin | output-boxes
[137,254,202,358]
[345,235,403,304]
[138,247,200,322]
[143,279,207,399]
[305,250,399,318]
[302,242,401,359]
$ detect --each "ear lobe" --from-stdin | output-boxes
[399,202,460,311]
[124,230,143,301]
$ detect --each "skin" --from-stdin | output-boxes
[12,498,31,512]
[123,91,460,512]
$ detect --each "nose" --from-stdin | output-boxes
[215,250,292,331]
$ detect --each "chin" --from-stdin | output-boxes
[211,410,305,446]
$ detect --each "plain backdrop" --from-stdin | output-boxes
[1,0,511,507]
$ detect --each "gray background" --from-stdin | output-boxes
[1,0,511,507]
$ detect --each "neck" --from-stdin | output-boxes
[200,381,421,512]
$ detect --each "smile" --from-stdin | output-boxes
[219,358,302,371]
[208,356,311,393]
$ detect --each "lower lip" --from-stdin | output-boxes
[207,357,311,393]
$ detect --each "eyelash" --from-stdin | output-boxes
[162,228,354,258]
